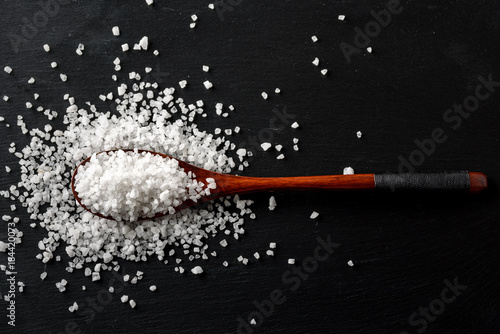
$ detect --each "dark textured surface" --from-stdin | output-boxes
[0,1,499,333]
[374,172,470,192]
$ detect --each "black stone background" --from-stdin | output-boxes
[0,0,499,333]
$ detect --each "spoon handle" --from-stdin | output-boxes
[216,172,486,195]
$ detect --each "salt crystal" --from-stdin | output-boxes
[261,143,272,151]
[191,266,203,275]
[310,211,319,219]
[269,196,276,211]
[203,80,213,89]
[343,167,354,175]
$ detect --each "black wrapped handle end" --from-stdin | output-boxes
[374,172,487,194]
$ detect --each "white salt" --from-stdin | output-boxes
[191,266,203,275]
[261,143,272,151]
[74,150,211,221]
[343,167,354,175]
[269,196,276,211]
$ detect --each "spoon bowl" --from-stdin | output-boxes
[71,149,488,220]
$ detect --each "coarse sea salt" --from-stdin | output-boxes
[7,60,254,277]
[74,150,210,221]
[343,167,354,175]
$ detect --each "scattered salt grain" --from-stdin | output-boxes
[145,0,153,5]
[121,295,129,303]
[310,211,319,219]
[150,285,157,291]
[343,167,354,175]
[321,69,328,76]
[203,80,213,89]
[288,259,295,265]
[347,260,354,267]
[0,242,7,252]
[275,144,283,151]
[269,242,276,249]
[223,261,228,267]
[112,26,120,36]
[261,142,272,151]
[338,15,346,21]
[4,66,12,74]
[208,4,215,9]
[253,252,260,260]
[276,154,284,160]
[191,14,198,21]
[261,92,268,100]
[43,44,50,52]
[121,43,129,52]
[51,62,58,68]
[250,319,257,325]
[367,47,372,53]
[356,131,362,138]
[60,74,67,82]
[191,266,203,275]
[190,23,196,29]
[312,58,319,66]
[269,196,276,211]
[311,35,318,42]
[129,300,136,308]
[275,88,280,94]
[76,43,84,56]
[3,96,9,102]
[28,77,35,84]
[139,36,149,50]
[291,122,299,129]
[202,65,209,72]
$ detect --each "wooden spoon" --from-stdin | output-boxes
[71,149,488,220]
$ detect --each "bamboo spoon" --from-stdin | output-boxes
[71,149,487,220]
